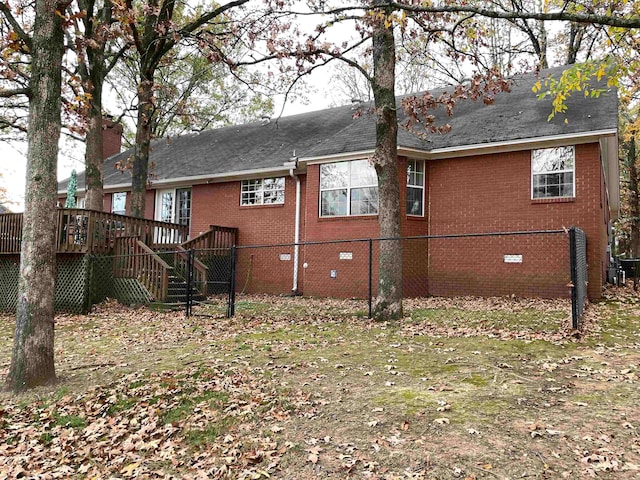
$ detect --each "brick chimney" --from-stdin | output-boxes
[102,117,123,159]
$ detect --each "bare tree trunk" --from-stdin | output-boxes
[82,0,114,211]
[628,139,640,257]
[84,102,105,211]
[130,77,154,218]
[371,3,402,320]
[6,0,64,392]
[83,31,106,211]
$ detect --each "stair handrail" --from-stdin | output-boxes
[175,245,209,294]
[113,235,140,278]
[116,239,171,302]
[181,225,237,253]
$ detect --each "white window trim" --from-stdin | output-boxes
[531,146,576,200]
[154,188,192,224]
[319,160,378,218]
[240,177,285,206]
[111,192,127,215]
[406,159,425,217]
[155,189,175,223]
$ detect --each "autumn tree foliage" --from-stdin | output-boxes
[107,43,274,148]
[114,0,254,218]
[67,0,126,210]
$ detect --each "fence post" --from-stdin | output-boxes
[368,239,373,319]
[83,253,93,314]
[186,248,194,317]
[569,226,578,329]
[227,245,237,318]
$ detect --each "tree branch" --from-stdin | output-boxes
[0,3,33,50]
[0,88,30,98]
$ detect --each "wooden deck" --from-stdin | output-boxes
[0,208,189,255]
[1,210,238,309]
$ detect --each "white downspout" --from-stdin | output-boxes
[286,157,300,294]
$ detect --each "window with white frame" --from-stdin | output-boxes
[241,177,285,206]
[532,146,575,199]
[406,159,425,216]
[111,192,127,215]
[320,159,378,216]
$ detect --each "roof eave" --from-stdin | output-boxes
[422,129,618,159]
[58,165,299,195]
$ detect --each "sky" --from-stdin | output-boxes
[0,74,331,213]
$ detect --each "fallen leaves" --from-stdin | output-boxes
[1,289,640,479]
[0,366,306,479]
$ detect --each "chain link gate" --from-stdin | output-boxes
[569,226,588,328]
[182,246,235,318]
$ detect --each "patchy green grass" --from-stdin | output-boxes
[1,291,639,479]
[409,306,567,333]
[184,416,238,447]
[52,413,88,429]
[161,390,230,425]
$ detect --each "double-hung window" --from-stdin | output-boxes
[241,177,285,206]
[532,146,575,199]
[320,160,378,216]
[406,160,425,216]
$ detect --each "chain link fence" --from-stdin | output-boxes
[0,227,590,327]
[221,229,571,314]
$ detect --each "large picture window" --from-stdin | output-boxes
[406,160,425,216]
[241,177,285,206]
[320,159,378,217]
[532,146,575,199]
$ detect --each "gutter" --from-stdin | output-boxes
[284,157,301,294]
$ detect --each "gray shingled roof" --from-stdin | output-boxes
[59,65,618,192]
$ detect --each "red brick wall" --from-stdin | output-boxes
[119,143,608,301]
[145,190,155,220]
[103,194,112,213]
[302,156,429,298]
[426,143,605,299]
[191,176,304,294]
[102,119,123,159]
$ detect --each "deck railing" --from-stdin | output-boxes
[174,245,208,293]
[0,213,23,254]
[57,209,188,253]
[0,208,189,254]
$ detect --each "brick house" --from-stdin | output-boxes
[59,66,619,300]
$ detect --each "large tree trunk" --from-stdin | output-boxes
[6,0,64,392]
[84,93,105,211]
[371,3,403,320]
[130,76,154,218]
[627,139,640,257]
[82,0,113,211]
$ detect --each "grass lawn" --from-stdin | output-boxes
[1,290,639,478]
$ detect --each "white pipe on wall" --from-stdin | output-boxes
[286,158,300,294]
